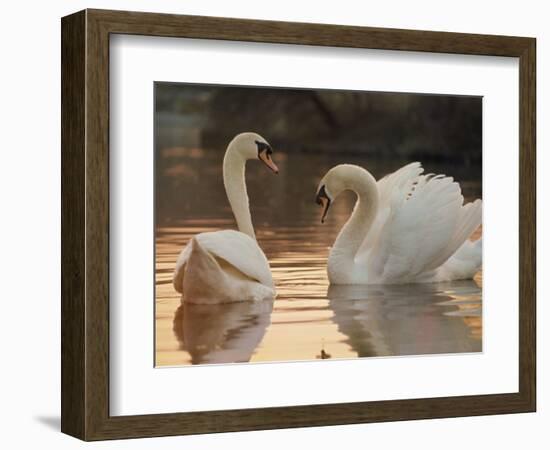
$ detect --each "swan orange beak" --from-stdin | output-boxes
[259,150,279,174]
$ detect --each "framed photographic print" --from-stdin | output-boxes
[61,9,536,441]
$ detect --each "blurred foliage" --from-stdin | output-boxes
[155,83,482,165]
[154,83,482,227]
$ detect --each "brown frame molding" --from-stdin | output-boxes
[61,9,536,441]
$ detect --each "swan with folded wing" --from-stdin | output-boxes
[173,132,279,304]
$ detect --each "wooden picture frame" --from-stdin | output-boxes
[61,8,536,441]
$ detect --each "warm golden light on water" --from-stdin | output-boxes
[154,151,483,367]
[155,219,482,367]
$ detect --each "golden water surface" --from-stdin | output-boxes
[155,150,482,366]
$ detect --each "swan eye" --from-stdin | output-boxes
[256,140,278,174]
[255,140,272,156]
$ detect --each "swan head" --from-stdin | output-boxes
[228,132,279,174]
[315,164,373,223]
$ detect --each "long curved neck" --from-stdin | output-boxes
[331,172,379,263]
[223,148,255,239]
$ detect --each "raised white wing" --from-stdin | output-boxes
[173,230,273,293]
[357,162,424,260]
[365,164,481,282]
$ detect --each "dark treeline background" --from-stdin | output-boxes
[155,83,482,165]
[154,83,482,226]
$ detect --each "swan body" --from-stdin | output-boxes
[316,163,482,285]
[173,133,278,304]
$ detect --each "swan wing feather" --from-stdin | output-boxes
[369,169,474,281]
[424,198,482,271]
[357,162,424,261]
[173,230,273,293]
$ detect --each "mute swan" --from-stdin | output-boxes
[173,132,279,304]
[315,163,482,285]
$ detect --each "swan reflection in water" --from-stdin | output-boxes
[327,280,481,358]
[170,280,480,365]
[172,300,274,365]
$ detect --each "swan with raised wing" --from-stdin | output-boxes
[173,132,279,304]
[315,163,482,285]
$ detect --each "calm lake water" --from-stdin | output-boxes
[155,148,482,366]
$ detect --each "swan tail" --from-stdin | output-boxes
[173,238,223,295]
[173,241,192,294]
[425,198,482,272]
[436,237,482,281]
[454,237,482,264]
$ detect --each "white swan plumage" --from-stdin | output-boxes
[315,163,482,285]
[173,132,278,304]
